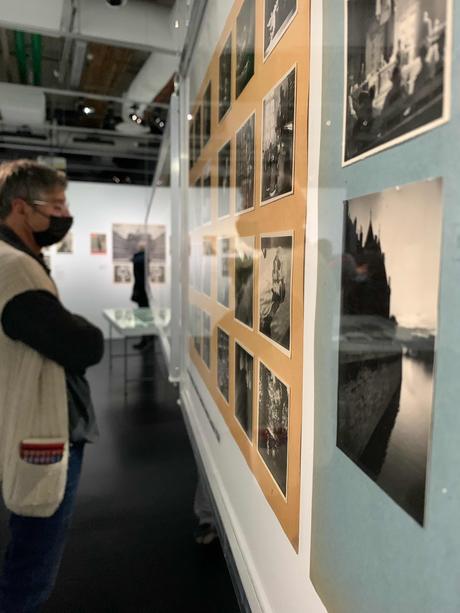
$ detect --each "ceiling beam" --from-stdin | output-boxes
[0,121,162,141]
[0,141,158,162]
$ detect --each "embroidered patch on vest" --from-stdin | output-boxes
[20,440,65,465]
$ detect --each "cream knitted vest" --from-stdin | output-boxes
[0,240,68,517]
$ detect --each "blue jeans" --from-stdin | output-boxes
[0,443,84,613]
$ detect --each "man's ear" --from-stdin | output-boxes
[10,198,28,216]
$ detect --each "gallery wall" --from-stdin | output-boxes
[50,182,171,338]
[180,0,326,611]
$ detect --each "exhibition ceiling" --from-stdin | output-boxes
[0,0,186,184]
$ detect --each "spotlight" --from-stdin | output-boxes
[187,113,193,121]
[82,106,95,115]
[106,0,128,7]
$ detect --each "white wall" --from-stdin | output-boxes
[50,182,171,338]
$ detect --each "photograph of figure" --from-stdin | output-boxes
[264,0,297,59]
[218,141,231,218]
[219,33,232,120]
[259,234,292,352]
[344,0,450,164]
[114,264,132,284]
[261,67,296,204]
[337,178,443,525]
[91,233,107,255]
[217,328,230,401]
[236,113,255,214]
[56,232,73,254]
[235,236,254,328]
[235,342,253,439]
[203,82,212,146]
[194,106,202,161]
[217,237,231,307]
[236,0,255,97]
[201,237,215,297]
[149,264,165,284]
[202,311,211,369]
[258,361,289,495]
[202,166,212,225]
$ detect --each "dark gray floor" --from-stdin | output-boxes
[0,339,239,613]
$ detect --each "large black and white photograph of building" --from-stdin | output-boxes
[235,342,254,440]
[218,141,231,218]
[217,237,231,307]
[219,33,232,121]
[258,361,289,496]
[202,311,211,369]
[337,178,443,525]
[236,0,255,97]
[217,328,230,402]
[344,0,450,164]
[112,224,166,263]
[259,234,292,352]
[201,237,214,297]
[202,166,212,225]
[261,67,296,205]
[236,113,255,214]
[203,82,212,147]
[264,0,297,59]
[235,236,254,329]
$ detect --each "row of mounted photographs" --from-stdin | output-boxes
[190,305,290,498]
[190,0,297,168]
[190,232,292,354]
[190,64,296,221]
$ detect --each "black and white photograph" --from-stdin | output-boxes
[337,178,443,525]
[217,237,231,307]
[236,0,255,97]
[344,0,450,165]
[112,224,166,263]
[218,141,231,218]
[202,166,212,225]
[261,67,296,205]
[192,305,201,355]
[149,263,165,284]
[217,328,230,402]
[235,236,254,329]
[194,106,202,161]
[264,0,297,59]
[190,241,201,291]
[113,264,132,284]
[203,82,211,147]
[202,311,211,369]
[258,361,289,495]
[201,236,215,297]
[56,232,73,254]
[219,33,232,121]
[259,233,292,352]
[235,342,253,440]
[236,113,255,214]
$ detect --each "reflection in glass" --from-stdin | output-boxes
[219,33,232,120]
[202,311,211,368]
[218,141,231,218]
[217,237,231,307]
[337,178,443,525]
[217,328,230,401]
[203,82,211,146]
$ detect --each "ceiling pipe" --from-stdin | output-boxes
[14,31,28,84]
[31,33,42,86]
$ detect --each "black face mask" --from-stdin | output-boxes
[30,208,74,247]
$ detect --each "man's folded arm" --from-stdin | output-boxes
[1,290,104,372]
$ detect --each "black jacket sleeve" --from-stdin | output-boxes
[1,290,104,373]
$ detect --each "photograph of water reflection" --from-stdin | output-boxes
[337,178,442,525]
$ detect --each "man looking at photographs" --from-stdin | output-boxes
[0,160,104,612]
